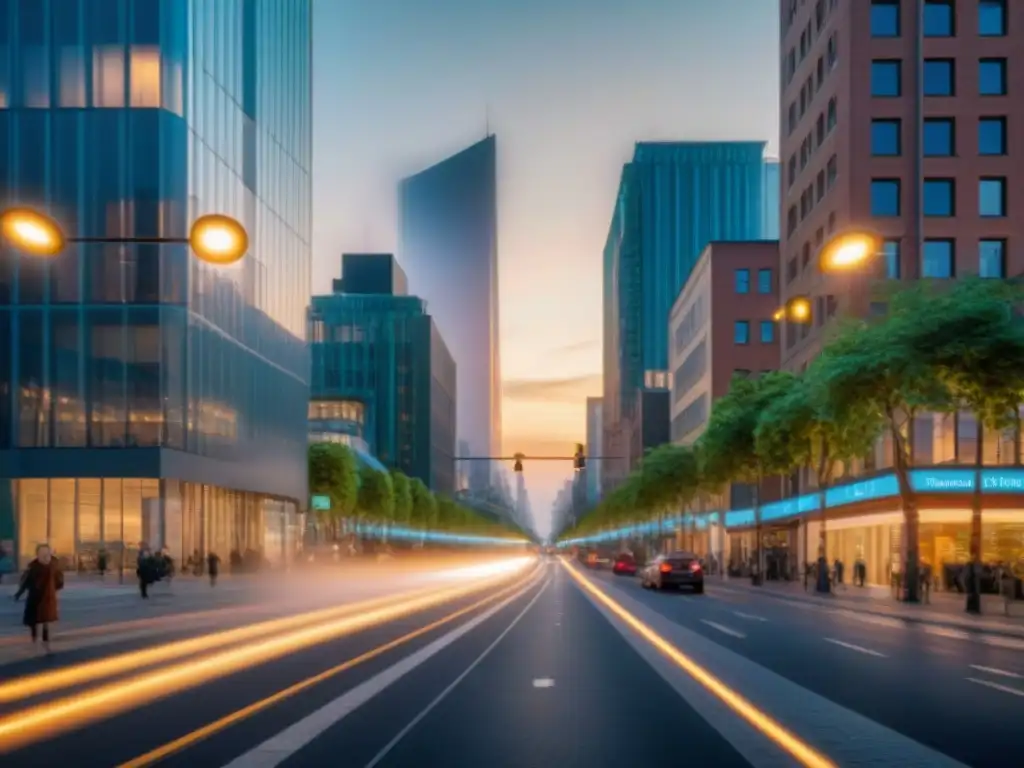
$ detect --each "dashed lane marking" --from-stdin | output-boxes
[823,638,887,657]
[532,678,555,688]
[969,664,1023,679]
[700,620,746,639]
[966,677,1024,698]
[732,611,767,622]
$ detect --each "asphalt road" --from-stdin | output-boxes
[1,557,1020,768]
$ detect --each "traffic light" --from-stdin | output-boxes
[573,443,586,471]
[513,452,525,472]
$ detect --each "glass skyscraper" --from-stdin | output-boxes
[0,0,311,571]
[399,135,500,491]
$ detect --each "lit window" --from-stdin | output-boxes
[58,47,86,108]
[979,178,1006,217]
[23,46,50,108]
[130,46,162,107]
[93,46,125,108]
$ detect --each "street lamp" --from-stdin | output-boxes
[0,207,249,266]
[818,230,882,274]
[774,294,812,324]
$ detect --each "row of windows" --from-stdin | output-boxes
[871,116,1006,157]
[880,238,1008,279]
[786,155,838,237]
[783,0,840,82]
[871,58,1008,98]
[785,37,838,137]
[734,320,776,345]
[870,177,1007,218]
[734,268,774,295]
[871,0,1008,38]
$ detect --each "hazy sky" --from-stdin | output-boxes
[311,0,780,535]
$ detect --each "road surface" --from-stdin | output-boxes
[0,557,1019,767]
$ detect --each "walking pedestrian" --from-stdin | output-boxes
[207,552,220,587]
[13,544,64,654]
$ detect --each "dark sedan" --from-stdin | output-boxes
[640,552,704,593]
[612,553,637,576]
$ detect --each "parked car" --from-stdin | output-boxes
[612,553,637,576]
[640,551,704,593]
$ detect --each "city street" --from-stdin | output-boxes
[1,556,1018,767]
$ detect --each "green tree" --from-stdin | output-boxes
[307,442,358,539]
[898,278,1024,610]
[700,370,795,581]
[755,365,879,590]
[632,444,700,550]
[817,289,952,602]
[357,466,395,524]
[409,478,437,531]
[390,471,413,527]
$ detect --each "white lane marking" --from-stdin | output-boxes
[966,677,1024,698]
[823,638,887,657]
[834,610,905,629]
[981,635,1024,651]
[732,611,767,622]
[532,678,555,688]
[363,580,550,768]
[969,664,1023,679]
[925,626,970,640]
[700,620,746,639]
[220,575,546,768]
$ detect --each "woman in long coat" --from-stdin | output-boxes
[14,544,64,651]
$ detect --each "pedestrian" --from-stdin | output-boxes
[13,544,64,654]
[207,552,220,587]
[137,547,158,599]
[0,543,12,585]
[97,549,108,579]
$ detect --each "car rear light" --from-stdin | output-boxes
[690,562,702,573]
[659,563,672,573]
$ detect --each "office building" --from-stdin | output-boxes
[0,0,312,570]
[399,136,500,491]
[602,142,771,490]
[759,0,1024,585]
[308,254,457,494]
[585,397,603,506]
[763,160,781,240]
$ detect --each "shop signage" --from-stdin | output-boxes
[310,495,331,511]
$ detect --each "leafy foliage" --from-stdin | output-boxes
[390,471,413,525]
[357,466,395,521]
[307,442,358,520]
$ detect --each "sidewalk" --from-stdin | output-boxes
[716,575,1024,637]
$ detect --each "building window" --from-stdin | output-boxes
[58,47,86,108]
[979,178,1006,217]
[923,118,955,156]
[759,320,775,344]
[734,321,750,345]
[871,0,901,36]
[871,179,901,217]
[22,46,50,107]
[979,240,1006,278]
[871,60,902,96]
[924,59,955,96]
[735,268,750,294]
[871,119,901,155]
[92,45,125,108]
[757,268,772,294]
[827,98,837,131]
[979,58,1007,95]
[923,179,955,217]
[882,240,901,279]
[129,46,162,107]
[978,117,1007,155]
[979,0,1007,36]
[922,240,955,278]
[923,1,955,36]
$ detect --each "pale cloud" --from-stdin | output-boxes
[502,373,601,403]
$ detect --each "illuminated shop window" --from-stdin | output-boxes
[130,45,162,107]
[93,45,125,108]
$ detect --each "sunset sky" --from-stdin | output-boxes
[311,0,780,533]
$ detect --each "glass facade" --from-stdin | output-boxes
[399,136,499,490]
[308,291,457,495]
[0,0,311,569]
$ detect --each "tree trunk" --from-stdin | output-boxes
[891,420,920,603]
[816,485,830,594]
[753,478,763,586]
[966,419,983,613]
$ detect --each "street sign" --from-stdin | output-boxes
[311,495,331,511]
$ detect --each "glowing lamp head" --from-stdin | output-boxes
[820,231,881,273]
[788,296,812,323]
[0,208,66,257]
[189,214,248,265]
[772,307,786,322]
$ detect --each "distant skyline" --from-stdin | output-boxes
[312,0,780,533]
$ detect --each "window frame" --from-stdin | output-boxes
[734,268,751,294]
[978,0,1007,37]
[922,117,955,156]
[923,0,956,37]
[978,177,1007,218]
[923,58,956,96]
[870,0,901,37]
[923,178,956,217]
[921,239,955,279]
[734,320,750,346]
[756,268,773,295]
[870,59,902,97]
[978,239,1006,278]
[759,320,775,344]
[870,178,902,217]
[870,118,902,156]
[977,117,1007,156]
[979,58,1008,96]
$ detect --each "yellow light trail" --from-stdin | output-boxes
[0,558,535,753]
[0,557,533,704]
[562,560,837,768]
[117,571,544,768]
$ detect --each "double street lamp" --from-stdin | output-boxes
[0,207,249,266]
